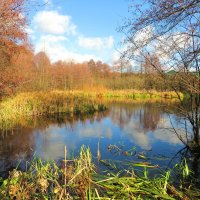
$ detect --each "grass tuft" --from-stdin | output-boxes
[0,146,199,199]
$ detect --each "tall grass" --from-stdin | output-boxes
[0,90,107,130]
[103,90,183,100]
[0,146,199,200]
[0,145,95,199]
[65,89,183,100]
[0,89,181,130]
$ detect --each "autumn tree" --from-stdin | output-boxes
[121,0,200,151]
[52,61,69,90]
[0,0,27,56]
[0,44,10,70]
[0,0,28,95]
[12,48,36,91]
[88,59,99,80]
[140,53,166,91]
[33,51,51,90]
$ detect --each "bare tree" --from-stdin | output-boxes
[120,0,200,152]
[113,58,132,78]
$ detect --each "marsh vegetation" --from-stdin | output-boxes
[0,145,199,199]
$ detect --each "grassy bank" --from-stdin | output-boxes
[0,90,182,130]
[0,146,199,200]
[0,91,106,130]
[68,89,183,100]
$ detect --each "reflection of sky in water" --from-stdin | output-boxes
[33,118,114,160]
[32,104,184,163]
[0,103,185,175]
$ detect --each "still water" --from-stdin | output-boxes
[0,102,184,176]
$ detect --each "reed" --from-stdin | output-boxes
[0,89,181,130]
[0,90,107,130]
[0,145,95,200]
[61,89,183,100]
[0,146,199,200]
[103,90,183,100]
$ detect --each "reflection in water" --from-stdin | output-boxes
[143,104,161,132]
[109,103,182,150]
[0,102,184,176]
[109,103,162,132]
[0,128,34,176]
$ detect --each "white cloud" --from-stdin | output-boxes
[35,34,100,63]
[39,34,68,43]
[134,25,154,46]
[80,125,112,138]
[154,33,192,63]
[31,9,116,63]
[26,27,34,35]
[124,124,152,150]
[111,48,136,70]
[33,10,76,35]
[112,51,121,62]
[78,36,114,50]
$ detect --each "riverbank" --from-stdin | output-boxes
[0,91,106,130]
[68,89,183,99]
[0,90,182,130]
[0,146,199,199]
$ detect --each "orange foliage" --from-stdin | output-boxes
[0,0,28,54]
[0,0,30,95]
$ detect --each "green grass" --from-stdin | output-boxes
[0,146,95,200]
[69,89,183,100]
[0,146,199,200]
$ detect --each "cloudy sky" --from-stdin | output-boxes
[28,0,131,64]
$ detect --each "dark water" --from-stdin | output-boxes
[0,102,185,176]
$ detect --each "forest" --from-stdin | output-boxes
[1,40,172,95]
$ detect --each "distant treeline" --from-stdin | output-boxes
[0,48,177,96]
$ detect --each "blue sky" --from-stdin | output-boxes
[28,0,132,64]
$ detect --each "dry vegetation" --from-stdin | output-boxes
[0,91,107,130]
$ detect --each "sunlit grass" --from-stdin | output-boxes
[103,90,183,99]
[0,90,107,130]
[64,89,183,100]
[0,89,182,130]
[0,146,199,200]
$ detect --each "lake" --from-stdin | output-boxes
[0,102,185,177]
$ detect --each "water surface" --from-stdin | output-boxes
[0,102,184,176]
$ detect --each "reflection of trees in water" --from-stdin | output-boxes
[165,101,200,155]
[110,102,200,179]
[109,103,163,133]
[7,110,110,131]
[142,103,162,132]
[0,128,35,177]
[109,103,140,128]
[163,101,200,177]
[0,111,110,176]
